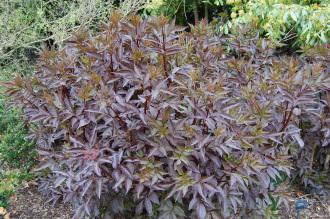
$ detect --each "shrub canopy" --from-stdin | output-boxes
[4,15,330,218]
[229,0,330,47]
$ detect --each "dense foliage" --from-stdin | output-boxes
[143,0,229,25]
[4,15,330,218]
[0,105,36,170]
[0,70,36,169]
[0,1,148,209]
[0,70,36,209]
[229,0,330,47]
[1,0,328,76]
[0,0,148,70]
[144,0,329,48]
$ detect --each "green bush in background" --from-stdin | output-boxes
[2,0,327,65]
[143,0,329,48]
[228,0,330,47]
[0,0,148,70]
[142,0,229,25]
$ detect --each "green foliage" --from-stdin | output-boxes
[142,0,228,25]
[262,194,280,219]
[0,108,36,170]
[0,107,35,209]
[0,0,148,69]
[0,67,37,170]
[0,186,13,209]
[229,0,330,47]
[0,67,36,210]
[144,0,329,47]
[0,169,35,208]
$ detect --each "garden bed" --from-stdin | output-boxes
[2,184,329,219]
[7,185,72,219]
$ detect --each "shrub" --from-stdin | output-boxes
[0,68,37,210]
[0,0,149,71]
[0,106,36,170]
[228,0,330,47]
[4,16,330,218]
[0,67,37,170]
[0,106,35,170]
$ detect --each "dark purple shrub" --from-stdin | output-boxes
[4,15,330,218]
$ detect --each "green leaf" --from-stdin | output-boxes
[290,11,297,22]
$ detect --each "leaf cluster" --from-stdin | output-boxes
[229,0,330,47]
[0,0,148,70]
[4,16,330,218]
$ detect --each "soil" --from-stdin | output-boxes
[279,192,330,219]
[2,184,329,219]
[8,185,72,219]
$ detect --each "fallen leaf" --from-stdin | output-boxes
[0,207,10,219]
[296,191,303,197]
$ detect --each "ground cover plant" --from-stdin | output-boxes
[3,14,330,219]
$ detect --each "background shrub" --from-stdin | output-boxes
[5,16,330,218]
[0,0,148,71]
[143,0,329,48]
[229,0,330,47]
[1,0,328,79]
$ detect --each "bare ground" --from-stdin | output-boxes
[8,185,72,219]
[2,185,329,219]
[279,192,330,219]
